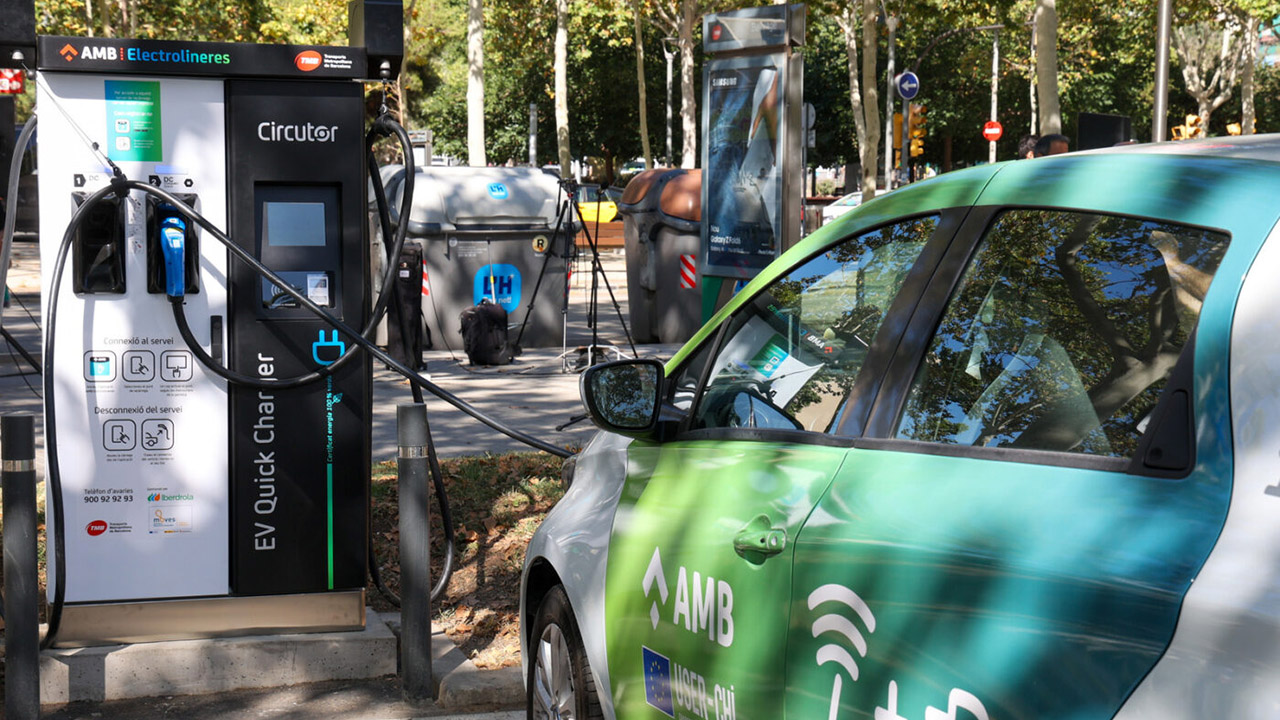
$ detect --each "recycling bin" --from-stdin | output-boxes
[617,168,683,343]
[650,169,703,344]
[386,166,576,350]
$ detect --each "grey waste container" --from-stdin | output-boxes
[650,169,703,344]
[387,167,575,350]
[617,168,684,343]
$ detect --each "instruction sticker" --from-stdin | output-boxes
[105,80,162,162]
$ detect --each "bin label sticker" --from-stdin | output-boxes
[532,235,550,254]
[474,264,522,312]
[487,182,509,200]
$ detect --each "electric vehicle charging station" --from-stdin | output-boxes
[36,34,377,646]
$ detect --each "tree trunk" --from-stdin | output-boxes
[678,0,698,169]
[98,0,114,36]
[555,0,571,176]
[1242,18,1257,135]
[634,0,652,168]
[836,9,868,195]
[859,0,880,200]
[466,0,487,166]
[85,0,94,37]
[1034,0,1061,135]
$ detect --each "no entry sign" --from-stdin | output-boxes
[982,120,1003,142]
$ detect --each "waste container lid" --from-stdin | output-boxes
[659,169,701,223]
[618,167,679,212]
[396,166,568,234]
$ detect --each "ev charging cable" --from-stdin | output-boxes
[1,114,39,351]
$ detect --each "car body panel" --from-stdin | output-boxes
[1115,217,1280,718]
[520,430,634,720]
[787,439,1232,719]
[603,440,849,719]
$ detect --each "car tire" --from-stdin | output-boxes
[527,585,603,720]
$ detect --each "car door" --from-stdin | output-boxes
[603,214,949,719]
[785,207,1236,719]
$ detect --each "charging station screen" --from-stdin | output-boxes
[263,201,327,247]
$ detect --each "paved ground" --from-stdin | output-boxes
[0,237,683,717]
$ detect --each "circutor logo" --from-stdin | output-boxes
[86,520,108,536]
[60,44,79,61]
[295,50,322,72]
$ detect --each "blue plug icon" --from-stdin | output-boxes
[312,330,346,365]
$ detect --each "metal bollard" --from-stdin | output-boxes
[3,415,40,719]
[397,403,433,704]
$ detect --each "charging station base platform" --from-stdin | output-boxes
[48,589,366,647]
[37,605,396,705]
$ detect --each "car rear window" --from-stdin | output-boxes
[894,209,1229,458]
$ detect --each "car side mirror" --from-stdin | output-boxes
[580,358,665,438]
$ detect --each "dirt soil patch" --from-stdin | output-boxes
[367,452,567,669]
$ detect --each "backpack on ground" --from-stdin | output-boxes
[459,299,517,366]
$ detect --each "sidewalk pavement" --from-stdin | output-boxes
[0,240,687,716]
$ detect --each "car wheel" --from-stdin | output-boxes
[527,585,603,720]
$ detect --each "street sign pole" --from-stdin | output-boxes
[989,29,999,163]
[900,95,909,183]
[894,71,920,185]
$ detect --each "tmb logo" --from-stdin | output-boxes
[86,520,108,536]
[60,44,79,61]
[295,50,322,72]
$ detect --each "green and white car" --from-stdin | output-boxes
[521,136,1280,719]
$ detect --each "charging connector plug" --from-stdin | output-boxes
[160,216,187,299]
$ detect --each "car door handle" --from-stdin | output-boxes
[733,515,787,559]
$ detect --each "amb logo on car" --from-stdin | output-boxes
[642,546,735,647]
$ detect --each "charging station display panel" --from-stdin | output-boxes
[226,80,369,596]
[255,185,341,311]
[38,73,231,603]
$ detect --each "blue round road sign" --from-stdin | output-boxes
[896,71,920,100]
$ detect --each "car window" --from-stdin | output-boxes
[667,340,715,412]
[688,216,938,433]
[894,209,1229,458]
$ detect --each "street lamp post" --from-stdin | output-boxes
[662,37,676,166]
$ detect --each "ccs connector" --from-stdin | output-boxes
[161,215,187,298]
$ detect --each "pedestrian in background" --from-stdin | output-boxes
[1035,134,1070,157]
[1018,134,1039,159]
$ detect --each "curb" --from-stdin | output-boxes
[378,612,525,711]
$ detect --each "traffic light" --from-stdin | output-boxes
[908,103,926,157]
[1171,114,1204,141]
[893,112,904,140]
[1185,113,1204,139]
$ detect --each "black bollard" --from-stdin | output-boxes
[397,403,433,704]
[3,415,40,719]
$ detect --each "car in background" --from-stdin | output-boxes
[575,183,623,224]
[521,136,1280,719]
[819,189,864,223]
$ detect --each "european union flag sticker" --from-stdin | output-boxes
[642,646,675,717]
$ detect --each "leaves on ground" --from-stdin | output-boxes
[369,451,567,669]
